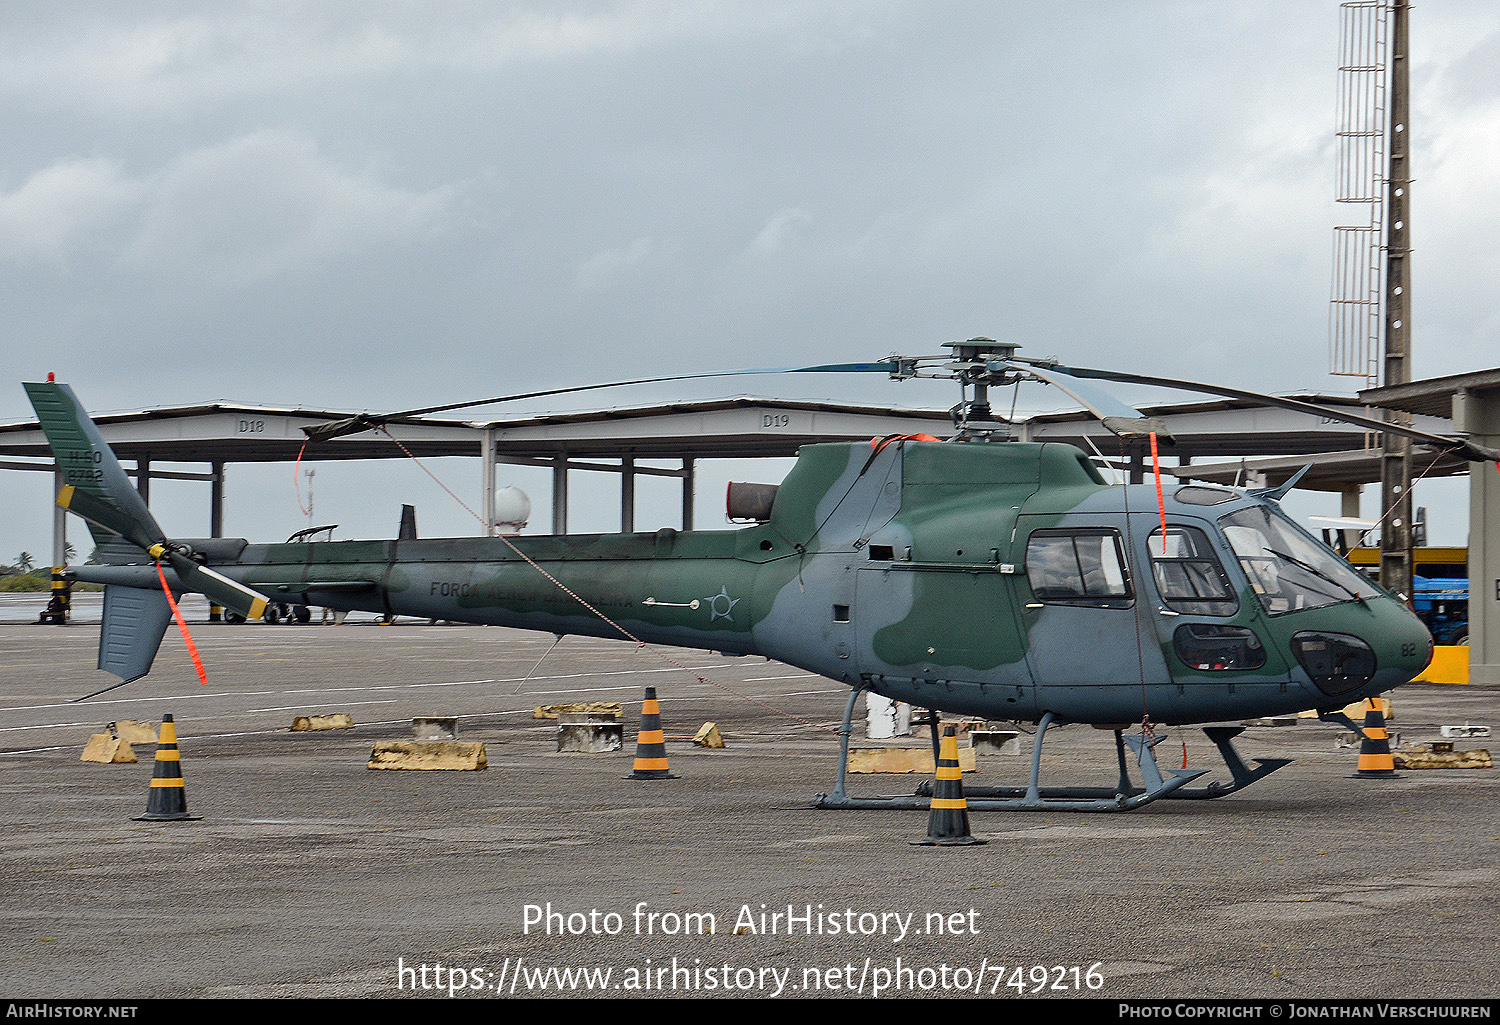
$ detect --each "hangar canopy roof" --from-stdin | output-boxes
[0,397,954,467]
[0,388,1466,489]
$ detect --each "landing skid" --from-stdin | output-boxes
[938,726,1292,803]
[812,689,1288,813]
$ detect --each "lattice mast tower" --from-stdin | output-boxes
[1331,0,1413,599]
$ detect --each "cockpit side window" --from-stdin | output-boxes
[1025,529,1133,608]
[1148,525,1238,617]
[1218,505,1381,615]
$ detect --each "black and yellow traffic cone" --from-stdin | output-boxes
[1352,698,1400,778]
[624,687,677,780]
[133,714,201,821]
[913,726,986,846]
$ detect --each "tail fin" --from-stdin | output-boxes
[98,584,174,689]
[25,381,272,692]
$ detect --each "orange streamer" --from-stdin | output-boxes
[156,561,209,687]
[1150,432,1167,554]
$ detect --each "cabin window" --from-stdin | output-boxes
[1174,485,1236,506]
[1024,529,1133,608]
[1173,624,1267,671]
[1219,506,1380,615]
[1148,526,1238,616]
[833,604,851,623]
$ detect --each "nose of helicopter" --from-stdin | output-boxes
[1385,600,1437,685]
[1287,597,1433,703]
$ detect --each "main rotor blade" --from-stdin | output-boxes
[301,360,903,442]
[1037,363,1500,462]
[1000,361,1172,440]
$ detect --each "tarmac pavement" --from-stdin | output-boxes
[1,611,1497,1001]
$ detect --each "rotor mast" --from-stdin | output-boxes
[942,337,1022,438]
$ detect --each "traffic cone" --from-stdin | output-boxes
[1352,698,1400,778]
[913,727,986,846]
[133,714,201,821]
[624,687,677,780]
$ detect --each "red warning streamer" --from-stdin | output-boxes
[293,442,311,517]
[155,561,209,687]
[1150,432,1167,554]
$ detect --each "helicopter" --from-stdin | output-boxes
[26,338,1495,812]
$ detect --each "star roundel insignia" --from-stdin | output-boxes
[705,585,741,622]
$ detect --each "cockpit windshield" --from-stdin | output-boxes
[1218,505,1383,615]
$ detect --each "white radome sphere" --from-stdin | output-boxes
[494,486,531,533]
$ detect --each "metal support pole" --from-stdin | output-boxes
[481,428,496,537]
[552,454,569,535]
[51,467,67,569]
[681,457,695,531]
[1380,0,1414,600]
[621,456,636,533]
[47,467,69,624]
[210,461,225,537]
[1456,387,1500,684]
[209,460,225,622]
[1341,483,1364,552]
[136,456,151,505]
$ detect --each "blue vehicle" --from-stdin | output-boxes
[1413,574,1469,646]
[1347,546,1469,646]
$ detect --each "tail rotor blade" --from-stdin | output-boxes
[164,554,269,622]
[25,380,169,547]
[55,485,160,551]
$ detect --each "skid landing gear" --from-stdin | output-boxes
[930,725,1292,804]
[812,688,1287,813]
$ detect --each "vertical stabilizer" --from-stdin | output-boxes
[98,584,173,686]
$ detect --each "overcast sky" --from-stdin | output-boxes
[2,1,1497,560]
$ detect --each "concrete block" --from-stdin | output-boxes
[81,734,136,764]
[556,717,623,753]
[939,719,986,745]
[109,721,159,746]
[412,717,457,740]
[848,747,977,774]
[692,722,725,748]
[971,730,1021,756]
[1392,744,1493,770]
[1441,725,1490,739]
[1299,697,1394,723]
[367,741,488,771]
[534,702,623,720]
[291,714,355,732]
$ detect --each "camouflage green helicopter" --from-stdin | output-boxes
[26,339,1496,812]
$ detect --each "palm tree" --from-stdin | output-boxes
[16,552,33,572]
